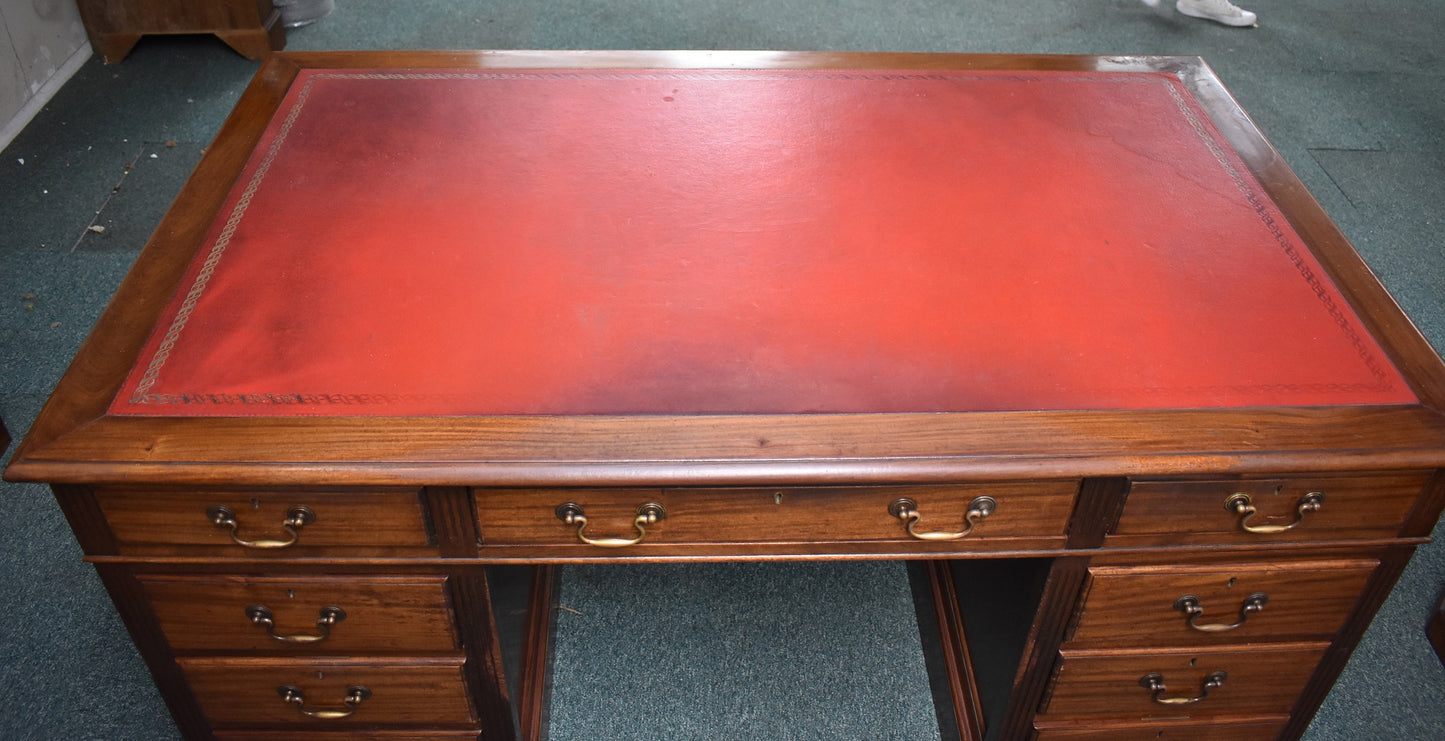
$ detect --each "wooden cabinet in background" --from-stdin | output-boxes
[76,0,284,63]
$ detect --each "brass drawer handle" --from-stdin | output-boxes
[555,502,666,548]
[1139,671,1226,705]
[246,605,346,643]
[277,684,371,719]
[1224,491,1324,534]
[888,496,996,541]
[206,504,315,548]
[1173,592,1268,633]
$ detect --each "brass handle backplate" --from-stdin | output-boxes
[889,496,996,541]
[555,502,666,547]
[246,605,346,643]
[1139,671,1226,705]
[207,504,315,548]
[277,684,371,719]
[1225,491,1324,534]
[1173,592,1268,632]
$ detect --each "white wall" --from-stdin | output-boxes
[0,0,91,151]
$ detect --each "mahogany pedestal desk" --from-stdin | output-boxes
[7,51,1445,740]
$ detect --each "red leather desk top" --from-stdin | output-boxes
[111,69,1414,417]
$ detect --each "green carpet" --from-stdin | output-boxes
[548,563,942,740]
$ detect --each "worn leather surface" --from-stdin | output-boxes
[111,69,1415,416]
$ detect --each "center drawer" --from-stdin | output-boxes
[139,574,460,654]
[474,482,1078,552]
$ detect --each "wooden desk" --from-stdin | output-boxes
[7,51,1445,740]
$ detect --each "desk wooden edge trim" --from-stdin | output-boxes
[12,451,1445,488]
[78,537,1432,567]
[266,50,1205,74]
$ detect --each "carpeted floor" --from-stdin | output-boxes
[2,1,1443,738]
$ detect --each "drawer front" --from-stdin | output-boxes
[180,658,475,727]
[216,733,482,740]
[95,488,435,555]
[1040,645,1327,720]
[141,575,459,653]
[1109,473,1428,546]
[1034,720,1287,740]
[1068,560,1378,648]
[475,482,1078,549]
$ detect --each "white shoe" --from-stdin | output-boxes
[1176,0,1258,27]
[1139,0,1161,7]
